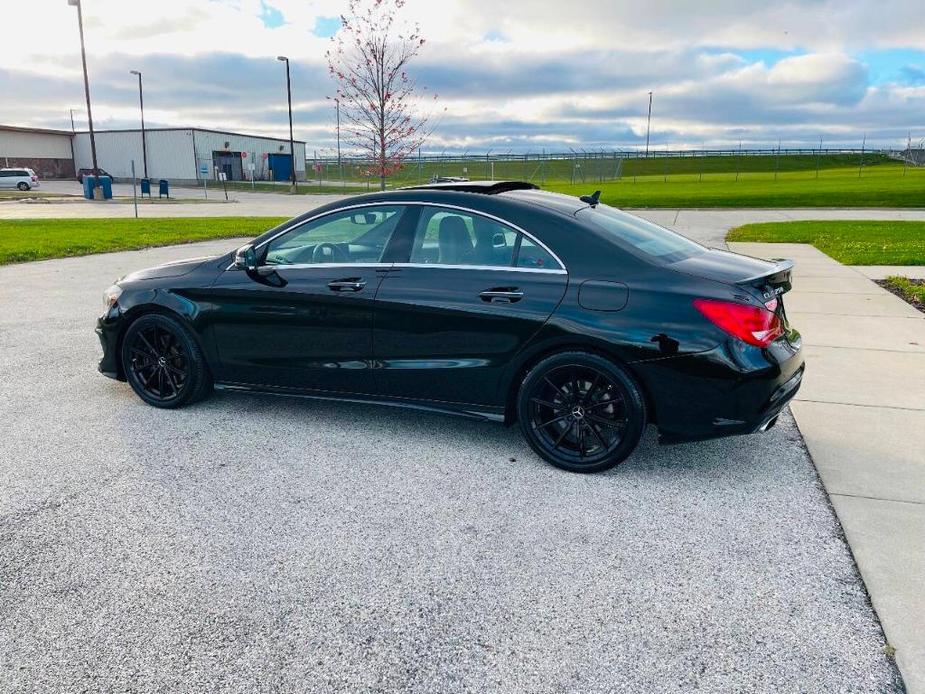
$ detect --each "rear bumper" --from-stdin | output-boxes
[632,335,804,444]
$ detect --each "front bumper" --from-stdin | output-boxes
[96,309,123,380]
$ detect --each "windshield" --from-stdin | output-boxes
[577,204,706,263]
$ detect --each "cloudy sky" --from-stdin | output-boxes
[3,0,924,153]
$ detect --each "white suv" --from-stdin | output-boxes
[0,168,40,191]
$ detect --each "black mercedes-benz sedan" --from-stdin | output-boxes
[97,181,803,473]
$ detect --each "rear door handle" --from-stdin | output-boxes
[328,278,367,292]
[479,288,524,303]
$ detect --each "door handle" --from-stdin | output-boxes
[328,278,367,292]
[479,288,524,303]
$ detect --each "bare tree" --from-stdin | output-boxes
[327,0,439,190]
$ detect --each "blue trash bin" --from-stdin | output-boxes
[159,179,169,198]
[82,174,113,200]
[140,178,151,197]
[82,175,95,199]
[98,176,113,200]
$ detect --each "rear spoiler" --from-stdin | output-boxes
[736,258,794,292]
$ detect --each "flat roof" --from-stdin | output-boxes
[0,124,73,136]
[72,126,306,145]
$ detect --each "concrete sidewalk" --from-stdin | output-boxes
[729,241,925,693]
[856,266,925,280]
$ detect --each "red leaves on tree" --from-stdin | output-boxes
[326,0,439,189]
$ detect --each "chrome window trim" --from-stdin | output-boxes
[227,261,565,275]
[250,200,568,273]
[226,261,391,271]
[391,263,566,275]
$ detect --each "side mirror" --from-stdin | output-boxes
[492,232,507,248]
[234,244,258,272]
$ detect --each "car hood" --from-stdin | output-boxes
[121,255,217,282]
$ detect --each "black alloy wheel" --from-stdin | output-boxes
[517,352,646,473]
[17,182,29,191]
[121,313,211,408]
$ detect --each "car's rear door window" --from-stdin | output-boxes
[408,206,562,270]
[409,209,516,267]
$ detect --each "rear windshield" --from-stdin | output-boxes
[576,204,706,263]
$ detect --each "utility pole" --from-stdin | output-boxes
[335,98,342,184]
[644,91,653,158]
[68,108,77,179]
[129,70,148,179]
[858,133,866,178]
[815,135,822,179]
[774,138,781,181]
[735,140,742,182]
[277,56,297,193]
[68,0,101,199]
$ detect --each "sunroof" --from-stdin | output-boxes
[400,181,539,194]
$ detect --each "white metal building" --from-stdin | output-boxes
[0,125,75,178]
[72,127,306,184]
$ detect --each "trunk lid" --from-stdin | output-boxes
[670,248,793,300]
[674,248,796,337]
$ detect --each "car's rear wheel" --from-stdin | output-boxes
[121,313,212,408]
[17,182,30,191]
[516,351,646,473]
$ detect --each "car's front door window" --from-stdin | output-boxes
[263,205,405,266]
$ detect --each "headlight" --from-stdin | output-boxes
[103,283,123,309]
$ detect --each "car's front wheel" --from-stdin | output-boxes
[17,182,30,191]
[516,351,646,473]
[121,313,212,408]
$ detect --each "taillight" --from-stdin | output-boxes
[32,176,37,181]
[693,298,783,348]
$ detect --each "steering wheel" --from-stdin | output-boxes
[312,242,349,263]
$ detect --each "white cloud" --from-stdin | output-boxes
[0,0,923,149]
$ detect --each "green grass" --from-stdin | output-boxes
[883,276,925,307]
[727,220,925,265]
[544,164,925,208]
[0,217,286,265]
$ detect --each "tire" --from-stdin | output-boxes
[17,182,30,191]
[121,313,212,409]
[516,351,646,473]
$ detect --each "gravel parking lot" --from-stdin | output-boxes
[0,238,902,692]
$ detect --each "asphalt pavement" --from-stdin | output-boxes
[0,235,904,692]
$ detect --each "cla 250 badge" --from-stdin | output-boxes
[763,286,785,300]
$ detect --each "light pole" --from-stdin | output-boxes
[277,56,297,192]
[68,0,101,199]
[644,91,653,158]
[129,70,148,179]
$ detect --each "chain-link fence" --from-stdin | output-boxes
[304,145,921,188]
